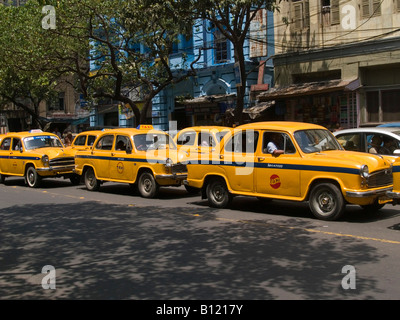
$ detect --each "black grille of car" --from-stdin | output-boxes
[171,163,187,173]
[368,168,393,188]
[49,157,75,167]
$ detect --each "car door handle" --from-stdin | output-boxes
[258,157,265,162]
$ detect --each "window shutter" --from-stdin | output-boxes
[372,0,381,16]
[331,0,340,25]
[361,0,370,18]
[304,0,310,28]
[293,2,303,29]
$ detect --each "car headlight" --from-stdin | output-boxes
[42,155,49,167]
[360,165,369,179]
[165,158,173,167]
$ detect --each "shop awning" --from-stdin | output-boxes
[257,78,361,101]
[183,93,236,105]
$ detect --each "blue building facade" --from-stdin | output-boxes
[90,9,275,131]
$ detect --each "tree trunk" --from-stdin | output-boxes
[233,44,246,126]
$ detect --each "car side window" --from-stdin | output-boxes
[74,135,87,146]
[262,132,296,154]
[87,135,97,146]
[95,135,114,150]
[12,138,22,151]
[115,135,131,151]
[336,133,361,152]
[198,132,216,147]
[224,130,259,154]
[0,137,11,150]
[177,132,196,146]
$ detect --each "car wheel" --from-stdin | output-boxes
[0,174,5,184]
[25,166,42,188]
[84,168,100,191]
[138,171,159,198]
[206,177,232,208]
[309,182,345,221]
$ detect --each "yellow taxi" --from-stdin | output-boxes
[0,130,77,187]
[174,126,233,156]
[66,130,103,152]
[386,158,400,203]
[74,125,189,198]
[185,121,396,220]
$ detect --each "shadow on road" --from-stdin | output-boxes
[0,201,386,299]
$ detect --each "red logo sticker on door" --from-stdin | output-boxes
[270,174,281,189]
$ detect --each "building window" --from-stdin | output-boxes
[213,28,229,64]
[361,0,381,18]
[291,0,310,30]
[321,0,340,26]
[366,89,400,122]
[48,92,65,112]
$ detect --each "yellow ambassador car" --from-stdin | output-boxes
[74,125,189,198]
[67,130,103,152]
[0,130,77,187]
[174,126,233,155]
[185,121,396,221]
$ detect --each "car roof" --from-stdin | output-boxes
[237,121,325,133]
[4,131,60,139]
[334,127,400,136]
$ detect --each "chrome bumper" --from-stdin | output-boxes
[386,190,400,199]
[155,173,187,180]
[36,165,75,173]
[346,187,393,198]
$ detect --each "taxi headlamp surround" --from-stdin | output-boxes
[42,154,50,167]
[165,158,173,167]
[360,165,369,179]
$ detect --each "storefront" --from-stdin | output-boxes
[257,79,360,130]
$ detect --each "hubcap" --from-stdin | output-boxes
[213,185,225,202]
[317,191,335,213]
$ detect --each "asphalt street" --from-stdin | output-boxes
[0,177,400,302]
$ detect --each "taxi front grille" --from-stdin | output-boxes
[368,168,393,188]
[49,157,75,167]
[171,163,187,173]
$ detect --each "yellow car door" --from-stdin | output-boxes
[8,138,24,175]
[221,129,259,193]
[254,131,301,198]
[109,134,134,182]
[91,134,115,179]
[0,137,12,174]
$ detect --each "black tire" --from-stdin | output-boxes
[84,168,100,191]
[25,166,42,188]
[69,174,81,186]
[138,171,159,198]
[0,174,5,184]
[309,182,345,221]
[206,177,232,208]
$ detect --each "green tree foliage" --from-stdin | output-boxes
[0,1,62,128]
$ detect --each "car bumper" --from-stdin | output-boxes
[346,187,393,198]
[155,173,187,180]
[36,165,76,174]
[386,190,400,199]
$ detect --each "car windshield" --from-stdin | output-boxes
[134,133,176,151]
[23,135,63,150]
[294,129,343,153]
